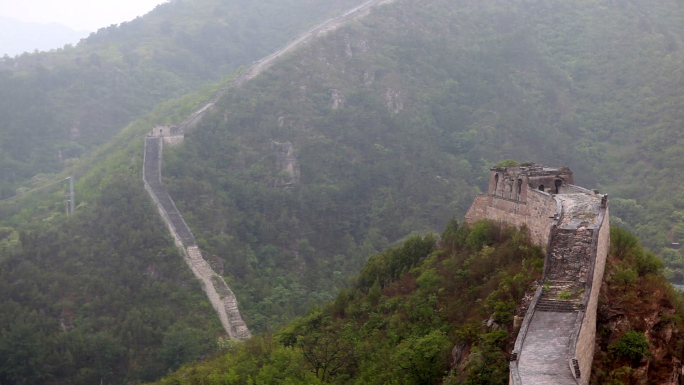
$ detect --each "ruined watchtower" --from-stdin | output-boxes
[466,164,574,246]
[149,125,184,146]
[465,164,609,385]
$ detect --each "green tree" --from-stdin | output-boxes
[609,330,650,365]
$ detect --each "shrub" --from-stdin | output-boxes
[492,159,520,168]
[465,220,493,250]
[609,330,650,364]
[610,227,642,261]
[634,252,664,276]
[611,267,637,288]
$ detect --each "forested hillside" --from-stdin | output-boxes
[150,222,684,384]
[0,178,225,383]
[151,220,546,385]
[3,0,684,383]
[157,0,684,330]
[0,0,364,197]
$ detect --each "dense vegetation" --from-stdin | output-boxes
[592,227,684,384]
[0,0,364,196]
[151,224,684,384]
[151,220,545,385]
[151,0,684,332]
[0,178,224,384]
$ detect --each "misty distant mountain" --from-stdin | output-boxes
[0,16,89,56]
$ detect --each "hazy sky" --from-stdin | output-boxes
[0,0,166,31]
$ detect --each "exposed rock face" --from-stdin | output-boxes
[273,141,300,189]
[329,89,346,109]
[385,88,404,113]
[344,34,353,57]
[60,309,75,332]
[69,125,80,140]
[363,70,375,85]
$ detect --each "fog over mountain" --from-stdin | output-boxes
[0,16,89,56]
[2,0,684,383]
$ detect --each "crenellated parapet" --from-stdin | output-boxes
[465,164,609,384]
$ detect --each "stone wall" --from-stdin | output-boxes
[466,188,558,247]
[143,137,251,340]
[143,137,196,246]
[574,207,610,382]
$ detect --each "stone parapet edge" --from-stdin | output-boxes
[143,138,185,249]
[510,285,543,384]
[568,199,608,383]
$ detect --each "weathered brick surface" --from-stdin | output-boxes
[464,195,489,224]
[518,311,579,385]
[547,229,593,282]
[466,189,557,247]
[575,209,610,382]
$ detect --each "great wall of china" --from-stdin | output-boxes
[465,164,609,385]
[142,0,395,339]
[142,4,611,380]
[143,136,251,340]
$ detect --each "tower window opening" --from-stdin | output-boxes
[539,185,545,192]
[555,179,563,194]
[494,174,499,195]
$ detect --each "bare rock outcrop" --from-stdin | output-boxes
[329,89,347,109]
[273,141,300,189]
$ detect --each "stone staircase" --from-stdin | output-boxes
[547,230,592,282]
[186,246,251,340]
[536,282,583,313]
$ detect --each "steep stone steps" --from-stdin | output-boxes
[547,229,593,282]
[535,298,581,313]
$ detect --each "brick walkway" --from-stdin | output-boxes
[518,311,579,384]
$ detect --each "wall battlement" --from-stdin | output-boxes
[465,164,609,385]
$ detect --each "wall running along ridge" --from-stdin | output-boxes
[143,137,251,340]
[171,0,396,134]
[139,0,400,340]
[465,165,609,385]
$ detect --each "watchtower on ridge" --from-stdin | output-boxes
[465,163,610,384]
[149,125,184,146]
[488,164,574,203]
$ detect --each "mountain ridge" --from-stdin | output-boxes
[0,16,89,57]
